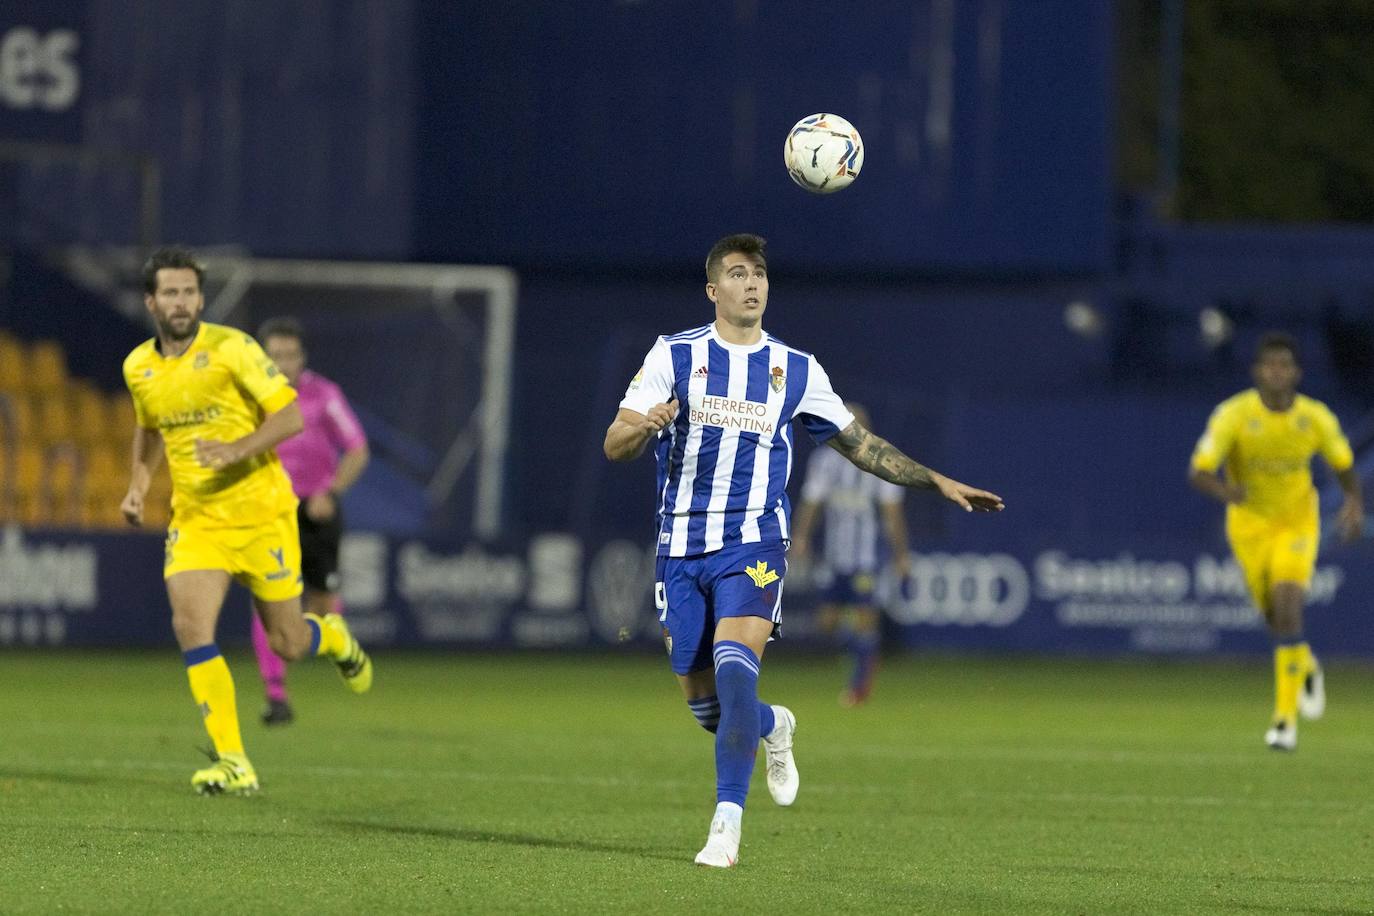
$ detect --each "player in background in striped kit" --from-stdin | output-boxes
[604,234,1004,867]
[789,403,909,707]
[252,317,370,725]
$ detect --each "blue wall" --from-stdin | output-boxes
[415,0,1113,274]
[2,0,416,254]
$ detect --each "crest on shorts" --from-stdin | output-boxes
[769,366,786,393]
[745,560,780,589]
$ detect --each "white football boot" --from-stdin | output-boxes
[763,705,799,806]
[1265,719,1297,752]
[1299,658,1325,721]
[694,804,742,868]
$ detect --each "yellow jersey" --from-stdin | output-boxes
[1190,389,1353,525]
[123,322,299,528]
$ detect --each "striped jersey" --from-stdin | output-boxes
[619,323,854,557]
[799,446,903,574]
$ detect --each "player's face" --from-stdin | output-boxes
[145,267,204,342]
[707,253,768,328]
[264,335,306,385]
[1252,348,1300,397]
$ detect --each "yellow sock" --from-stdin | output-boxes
[1273,644,1302,724]
[1297,641,1316,675]
[184,646,244,757]
[306,612,346,659]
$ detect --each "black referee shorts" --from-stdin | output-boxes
[297,501,343,593]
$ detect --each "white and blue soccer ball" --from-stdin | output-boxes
[783,113,864,194]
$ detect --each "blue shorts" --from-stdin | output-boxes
[655,541,787,675]
[822,570,878,608]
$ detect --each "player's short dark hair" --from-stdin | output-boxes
[142,245,205,294]
[705,233,767,282]
[1255,331,1300,365]
[257,315,305,345]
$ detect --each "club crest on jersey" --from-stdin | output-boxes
[193,351,209,369]
[745,560,780,589]
[769,366,786,392]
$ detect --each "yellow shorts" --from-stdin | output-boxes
[1226,515,1319,613]
[163,510,304,602]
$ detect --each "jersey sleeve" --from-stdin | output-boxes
[799,448,835,503]
[121,352,157,429]
[796,356,854,444]
[229,333,297,414]
[1314,403,1354,473]
[618,337,676,416]
[1189,402,1237,473]
[323,382,368,452]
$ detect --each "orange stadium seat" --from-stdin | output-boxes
[68,382,111,445]
[0,444,11,517]
[17,489,47,527]
[80,496,128,530]
[83,443,126,499]
[0,334,24,393]
[107,393,138,442]
[11,444,44,497]
[0,393,36,445]
[26,340,68,394]
[46,445,81,525]
[84,444,136,531]
[35,396,75,446]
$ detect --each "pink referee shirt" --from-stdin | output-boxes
[276,369,367,499]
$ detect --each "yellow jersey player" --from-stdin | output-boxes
[121,246,373,794]
[1189,332,1363,752]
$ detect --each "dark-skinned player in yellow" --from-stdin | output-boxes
[1189,332,1362,752]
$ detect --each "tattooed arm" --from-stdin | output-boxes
[826,420,1005,513]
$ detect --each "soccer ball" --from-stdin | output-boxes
[783,113,864,194]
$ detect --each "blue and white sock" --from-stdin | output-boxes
[688,694,776,737]
[713,641,763,807]
[688,695,721,733]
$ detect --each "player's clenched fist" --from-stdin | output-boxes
[604,399,680,461]
[643,398,680,433]
[120,489,145,527]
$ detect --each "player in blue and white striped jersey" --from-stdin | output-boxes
[604,233,1004,868]
[790,403,910,708]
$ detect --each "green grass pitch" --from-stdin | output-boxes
[2,649,1373,914]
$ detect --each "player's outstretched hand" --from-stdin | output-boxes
[933,474,1005,513]
[120,489,144,527]
[643,398,680,433]
[194,437,245,471]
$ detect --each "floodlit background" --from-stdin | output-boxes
[3,3,1374,910]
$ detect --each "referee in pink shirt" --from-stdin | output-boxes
[254,317,370,725]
